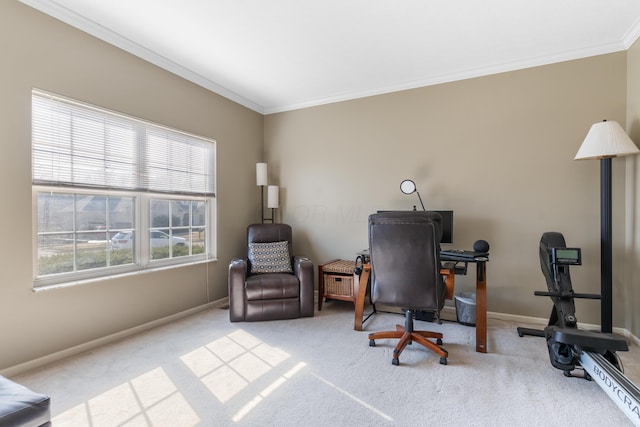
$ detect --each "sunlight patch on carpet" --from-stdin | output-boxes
[52,367,200,427]
[311,372,394,422]
[232,362,307,422]
[181,328,292,407]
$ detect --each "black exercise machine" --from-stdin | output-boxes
[518,232,640,424]
[517,231,627,374]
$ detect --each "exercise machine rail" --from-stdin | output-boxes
[580,351,640,425]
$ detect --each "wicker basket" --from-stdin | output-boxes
[320,259,357,304]
[325,274,354,297]
[322,259,355,275]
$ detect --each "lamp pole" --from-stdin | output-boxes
[260,185,265,224]
[600,157,613,334]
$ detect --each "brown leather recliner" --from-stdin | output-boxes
[228,223,314,322]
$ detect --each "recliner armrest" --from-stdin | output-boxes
[293,256,312,274]
[229,258,247,275]
[228,258,248,322]
[293,256,314,317]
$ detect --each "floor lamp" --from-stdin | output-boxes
[574,120,639,333]
[256,162,279,223]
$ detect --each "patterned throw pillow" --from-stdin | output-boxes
[248,241,293,274]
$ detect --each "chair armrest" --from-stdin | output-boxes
[229,258,247,274]
[294,256,314,317]
[228,258,248,322]
[293,255,312,272]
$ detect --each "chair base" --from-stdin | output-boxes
[368,310,448,366]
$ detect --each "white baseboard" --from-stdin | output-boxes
[487,310,548,326]
[1,299,226,377]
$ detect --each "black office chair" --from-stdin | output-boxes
[367,211,449,365]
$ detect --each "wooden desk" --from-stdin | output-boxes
[353,257,488,353]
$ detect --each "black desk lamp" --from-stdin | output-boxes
[574,120,639,333]
[400,179,425,210]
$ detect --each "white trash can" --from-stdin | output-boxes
[454,292,476,326]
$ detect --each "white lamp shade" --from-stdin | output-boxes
[575,120,639,160]
[267,185,279,208]
[256,163,268,186]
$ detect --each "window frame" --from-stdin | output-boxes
[31,90,217,289]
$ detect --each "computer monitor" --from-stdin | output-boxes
[430,210,453,244]
[376,210,454,244]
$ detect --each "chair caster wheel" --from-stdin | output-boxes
[369,339,375,347]
[440,357,447,365]
[392,358,399,366]
[437,338,443,345]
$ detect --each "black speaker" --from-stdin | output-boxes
[473,239,490,253]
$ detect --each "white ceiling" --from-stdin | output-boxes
[20,0,640,114]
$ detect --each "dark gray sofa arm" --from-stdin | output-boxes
[0,375,51,427]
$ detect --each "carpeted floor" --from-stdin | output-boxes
[12,300,640,426]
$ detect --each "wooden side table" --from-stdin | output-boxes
[318,259,357,310]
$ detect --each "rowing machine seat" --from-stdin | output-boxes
[548,326,628,353]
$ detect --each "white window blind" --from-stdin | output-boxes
[145,129,213,195]
[32,90,215,197]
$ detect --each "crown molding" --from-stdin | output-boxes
[20,0,639,116]
[623,14,640,49]
[264,41,628,114]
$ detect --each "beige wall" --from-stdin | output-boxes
[627,38,640,336]
[264,53,631,328]
[0,1,263,370]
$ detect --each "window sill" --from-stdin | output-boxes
[33,258,218,293]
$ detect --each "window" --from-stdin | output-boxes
[32,90,216,288]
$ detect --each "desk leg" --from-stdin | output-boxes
[476,261,487,353]
[317,264,324,311]
[354,266,370,331]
